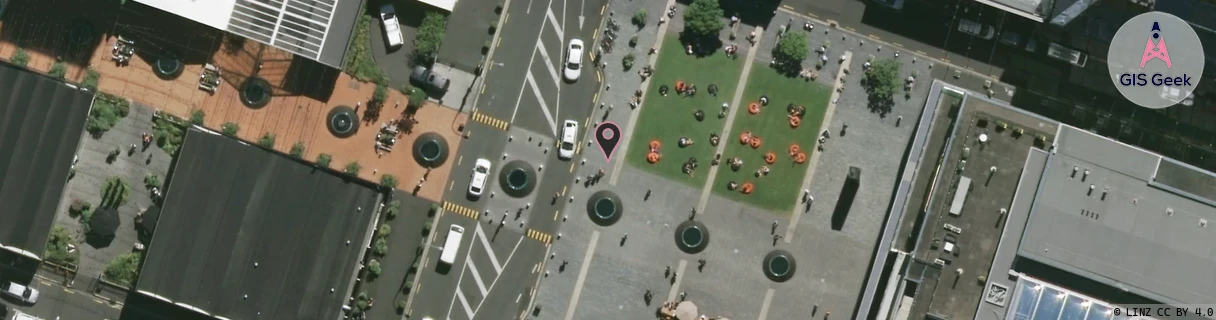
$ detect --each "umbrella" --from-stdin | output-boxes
[88,207,121,239]
[675,301,699,320]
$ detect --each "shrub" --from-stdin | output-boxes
[69,199,92,218]
[373,238,388,256]
[413,12,448,65]
[86,93,131,136]
[290,142,305,158]
[190,109,205,125]
[101,176,131,208]
[258,133,276,148]
[397,300,408,312]
[407,89,427,109]
[379,224,392,237]
[429,203,440,216]
[424,221,434,233]
[373,84,388,103]
[367,259,382,277]
[48,62,67,79]
[144,173,162,189]
[632,8,647,27]
[152,116,186,156]
[344,14,388,83]
[398,84,416,96]
[221,122,240,136]
[103,252,143,287]
[387,200,401,220]
[45,225,79,265]
[345,161,362,175]
[82,69,100,90]
[622,53,635,70]
[317,153,333,167]
[356,292,370,310]
[380,174,399,188]
[629,34,639,47]
[489,19,498,33]
[11,48,29,67]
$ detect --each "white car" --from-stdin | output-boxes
[563,39,584,82]
[469,158,491,197]
[1,282,38,304]
[380,4,403,48]
[559,120,578,160]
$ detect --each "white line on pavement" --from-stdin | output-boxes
[547,8,564,39]
[471,235,525,317]
[536,38,562,87]
[665,259,689,302]
[445,224,480,319]
[510,0,556,126]
[456,289,475,318]
[562,231,600,320]
[468,260,491,295]
[475,225,504,273]
[757,288,776,320]
[525,72,560,136]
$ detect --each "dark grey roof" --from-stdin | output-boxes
[227,0,363,68]
[0,62,94,256]
[1017,125,1216,307]
[136,128,380,320]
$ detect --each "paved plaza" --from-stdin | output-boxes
[531,2,944,319]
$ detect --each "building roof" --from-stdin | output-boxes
[0,62,94,258]
[132,0,364,68]
[418,0,457,11]
[1017,125,1216,307]
[136,128,380,320]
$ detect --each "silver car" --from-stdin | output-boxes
[1,282,38,304]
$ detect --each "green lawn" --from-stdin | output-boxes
[712,66,832,213]
[625,37,745,187]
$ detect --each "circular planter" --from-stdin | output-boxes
[674,220,710,254]
[586,191,623,226]
[239,77,273,108]
[326,106,359,138]
[154,57,184,80]
[762,250,797,282]
[497,160,537,198]
[412,133,450,168]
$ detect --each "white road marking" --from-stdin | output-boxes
[509,0,555,128]
[444,224,480,319]
[471,236,525,317]
[546,8,563,39]
[475,225,504,273]
[525,72,560,136]
[562,231,600,320]
[456,289,475,318]
[467,260,490,295]
[536,39,562,86]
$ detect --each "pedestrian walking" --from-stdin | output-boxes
[897,116,903,127]
[772,221,779,230]
[679,292,687,300]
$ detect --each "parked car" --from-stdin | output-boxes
[558,120,579,160]
[957,19,995,40]
[469,158,491,197]
[410,66,451,95]
[380,4,403,48]
[998,30,1039,52]
[11,310,39,320]
[1,282,38,305]
[564,39,585,82]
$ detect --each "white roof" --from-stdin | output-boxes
[418,0,457,11]
[133,0,237,30]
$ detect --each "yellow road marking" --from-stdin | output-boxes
[526,229,553,244]
[892,42,904,48]
[553,210,560,220]
[844,26,856,32]
[782,4,795,10]
[448,180,455,191]
[916,50,927,55]
[569,161,576,172]
[457,155,463,165]
[481,83,487,95]
[808,13,818,18]
[592,92,599,103]
[504,13,509,25]
[600,4,606,14]
[868,34,879,40]
[561,186,567,196]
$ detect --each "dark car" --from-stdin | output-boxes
[410,66,451,95]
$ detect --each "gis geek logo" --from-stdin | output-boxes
[1109,12,1205,109]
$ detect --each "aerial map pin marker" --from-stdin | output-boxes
[595,122,621,161]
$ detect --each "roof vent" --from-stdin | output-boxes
[1201,219,1208,227]
[1167,208,1174,216]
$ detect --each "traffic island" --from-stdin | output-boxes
[674,220,710,254]
[586,190,624,226]
[498,160,537,197]
[326,106,359,138]
[412,132,449,168]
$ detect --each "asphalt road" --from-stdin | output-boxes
[2,278,121,320]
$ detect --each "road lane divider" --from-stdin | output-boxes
[443,201,480,220]
[526,229,554,244]
[472,111,510,131]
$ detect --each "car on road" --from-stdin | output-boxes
[558,120,579,160]
[1,282,38,305]
[379,4,403,49]
[957,19,995,40]
[469,158,491,197]
[564,39,585,82]
[410,66,451,95]
[11,310,40,320]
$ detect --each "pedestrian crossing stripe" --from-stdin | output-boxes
[443,201,480,220]
[526,229,553,244]
[472,111,510,131]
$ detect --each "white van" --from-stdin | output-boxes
[439,225,465,265]
[12,310,42,320]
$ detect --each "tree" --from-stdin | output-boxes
[49,62,67,79]
[683,0,725,39]
[373,238,388,256]
[380,174,399,189]
[103,252,143,287]
[258,133,276,148]
[413,12,448,65]
[221,122,240,136]
[45,225,79,265]
[101,177,131,208]
[378,224,392,237]
[773,32,809,71]
[345,161,362,175]
[11,48,29,67]
[862,58,902,114]
[367,259,382,277]
[190,109,205,125]
[82,69,100,90]
[632,9,647,28]
[407,88,427,110]
[317,153,332,167]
